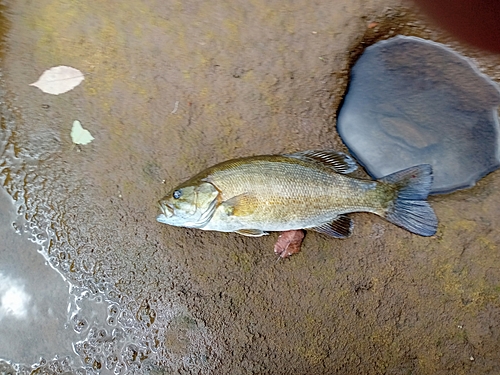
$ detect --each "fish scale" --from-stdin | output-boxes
[157,150,437,238]
[205,158,377,228]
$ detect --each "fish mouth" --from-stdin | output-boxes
[158,202,174,217]
[157,202,174,224]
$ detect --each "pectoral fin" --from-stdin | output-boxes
[235,229,269,237]
[311,215,353,238]
[222,193,260,217]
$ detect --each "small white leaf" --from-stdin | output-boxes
[30,66,84,95]
[71,120,94,145]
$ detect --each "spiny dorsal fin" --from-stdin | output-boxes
[285,150,358,174]
[311,215,353,238]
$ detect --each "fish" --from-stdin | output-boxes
[157,150,438,254]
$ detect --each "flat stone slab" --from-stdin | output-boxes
[338,35,500,194]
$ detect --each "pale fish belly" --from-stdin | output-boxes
[200,206,334,232]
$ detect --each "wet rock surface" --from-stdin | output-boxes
[0,0,500,374]
[337,35,500,194]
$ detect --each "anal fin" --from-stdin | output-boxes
[311,215,353,238]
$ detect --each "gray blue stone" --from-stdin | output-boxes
[337,35,500,194]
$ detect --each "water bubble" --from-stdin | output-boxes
[87,282,99,295]
[36,232,47,243]
[13,364,31,375]
[72,315,89,333]
[60,260,71,272]
[127,362,141,373]
[48,360,62,373]
[102,339,116,354]
[112,328,125,341]
[122,344,139,364]
[108,304,119,317]
[88,327,100,346]
[0,360,15,375]
[113,361,126,375]
[136,300,157,327]
[59,357,71,372]
[47,256,59,267]
[80,257,96,274]
[73,342,84,356]
[118,310,135,328]
[82,342,92,354]
[106,355,118,370]
[83,355,93,366]
[92,358,102,370]
[11,221,20,233]
[105,289,119,301]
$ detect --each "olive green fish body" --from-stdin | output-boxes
[157,150,437,238]
[198,156,385,231]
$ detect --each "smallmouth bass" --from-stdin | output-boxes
[157,150,437,239]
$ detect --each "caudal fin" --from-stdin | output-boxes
[380,164,437,237]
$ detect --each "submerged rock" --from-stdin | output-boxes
[337,35,500,194]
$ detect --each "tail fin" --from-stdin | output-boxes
[380,164,437,237]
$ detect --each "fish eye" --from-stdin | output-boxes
[173,190,182,199]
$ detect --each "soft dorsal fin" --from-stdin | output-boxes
[311,215,353,238]
[285,149,358,174]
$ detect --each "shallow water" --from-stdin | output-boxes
[0,78,213,373]
[0,188,77,365]
[1,0,500,374]
[0,107,145,373]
